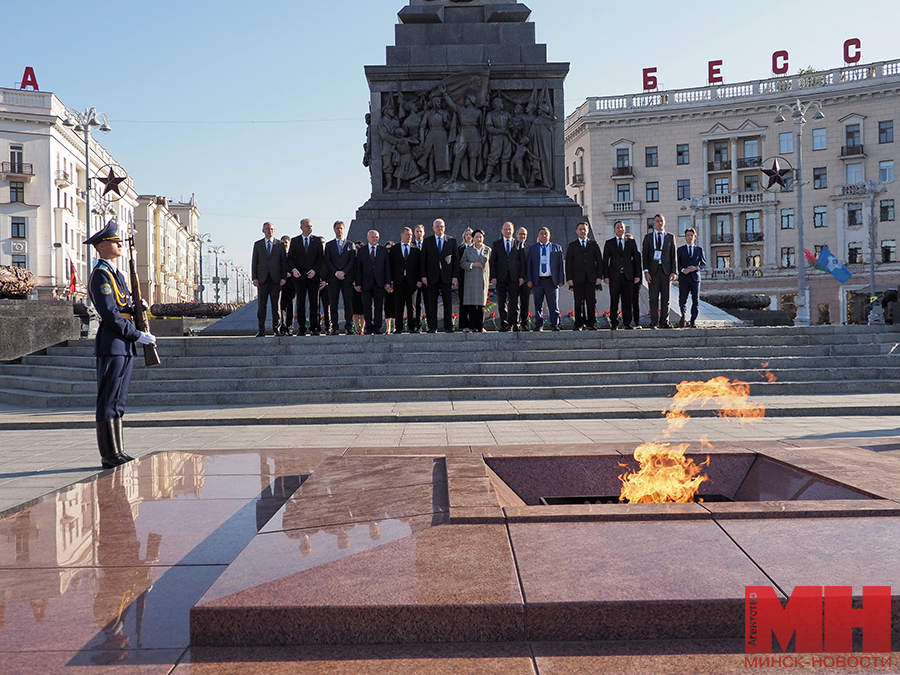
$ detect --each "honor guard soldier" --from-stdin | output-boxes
[85,220,156,469]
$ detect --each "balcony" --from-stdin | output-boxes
[605,200,642,214]
[611,166,633,177]
[707,160,732,172]
[706,268,736,280]
[706,191,775,207]
[838,184,868,197]
[570,173,584,187]
[742,267,764,278]
[55,170,73,187]
[711,232,734,244]
[737,156,763,169]
[841,145,865,157]
[740,231,764,243]
[1,162,34,181]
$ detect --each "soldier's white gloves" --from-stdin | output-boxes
[137,331,157,346]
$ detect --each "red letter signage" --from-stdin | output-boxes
[772,51,789,75]
[643,67,658,91]
[844,38,862,64]
[20,66,39,91]
[824,586,891,653]
[708,60,723,84]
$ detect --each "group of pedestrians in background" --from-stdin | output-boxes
[250,214,707,336]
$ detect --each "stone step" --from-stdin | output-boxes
[1,377,898,409]
[2,353,895,383]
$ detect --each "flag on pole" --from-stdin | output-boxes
[804,249,827,272]
[816,245,853,283]
[68,259,77,294]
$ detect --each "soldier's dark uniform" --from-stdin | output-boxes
[86,221,142,469]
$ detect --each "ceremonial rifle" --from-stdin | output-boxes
[126,232,161,367]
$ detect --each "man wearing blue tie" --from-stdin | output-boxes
[676,227,707,328]
[525,227,565,331]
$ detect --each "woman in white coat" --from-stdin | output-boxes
[459,229,491,332]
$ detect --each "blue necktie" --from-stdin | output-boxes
[541,245,548,275]
[266,240,272,255]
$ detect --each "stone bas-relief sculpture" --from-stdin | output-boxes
[368,77,556,192]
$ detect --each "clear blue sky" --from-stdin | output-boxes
[11,0,900,280]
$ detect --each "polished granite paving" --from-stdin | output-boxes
[1,442,900,674]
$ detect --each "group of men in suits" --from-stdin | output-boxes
[250,213,706,335]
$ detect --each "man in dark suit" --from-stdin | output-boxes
[287,218,325,335]
[457,228,473,331]
[515,226,531,330]
[420,218,458,333]
[324,220,356,335]
[389,226,423,333]
[354,229,392,334]
[412,224,427,332]
[676,227,707,328]
[251,221,288,337]
[642,213,678,329]
[489,221,526,331]
[525,227,565,331]
[565,221,604,330]
[603,220,643,330]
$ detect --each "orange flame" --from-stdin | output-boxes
[619,377,765,504]
[619,442,709,503]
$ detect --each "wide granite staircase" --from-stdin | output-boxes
[0,326,898,408]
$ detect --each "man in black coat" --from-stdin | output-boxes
[411,224,427,332]
[388,226,423,333]
[515,226,531,330]
[324,220,356,335]
[287,218,325,335]
[277,235,294,334]
[603,220,642,330]
[565,221,604,330]
[489,221,526,331]
[676,227,707,328]
[354,229,392,334]
[420,218,459,333]
[251,221,288,337]
[641,213,678,329]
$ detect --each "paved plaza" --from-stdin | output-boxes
[0,392,899,673]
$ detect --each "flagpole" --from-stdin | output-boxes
[863,179,888,296]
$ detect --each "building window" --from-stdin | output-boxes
[11,217,26,238]
[716,253,731,269]
[9,144,23,171]
[882,240,897,263]
[880,160,894,182]
[645,146,658,167]
[10,181,24,202]
[781,247,796,268]
[847,203,863,226]
[566,165,570,185]
[715,214,731,243]
[879,121,894,144]
[781,171,794,192]
[744,175,759,192]
[677,215,691,236]
[616,184,631,202]
[781,208,795,229]
[11,255,26,269]
[848,243,862,264]
[813,206,828,228]
[616,148,630,168]
[744,212,761,242]
[881,199,895,221]
[713,140,729,163]
[813,167,827,189]
[815,245,824,258]
[845,123,861,147]
[714,177,729,194]
[646,218,655,231]
[743,138,759,159]
[812,128,827,151]
[677,179,690,200]
[676,144,689,165]
[646,182,659,202]
[779,132,794,154]
[845,163,862,185]
[746,249,762,268]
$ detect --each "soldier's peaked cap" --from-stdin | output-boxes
[84,219,121,247]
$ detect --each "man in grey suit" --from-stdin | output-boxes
[324,220,356,335]
[251,221,287,337]
[641,213,678,329]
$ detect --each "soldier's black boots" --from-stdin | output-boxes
[97,420,127,469]
[112,417,135,462]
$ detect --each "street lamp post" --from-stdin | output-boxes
[222,260,233,303]
[860,180,889,296]
[61,107,111,307]
[189,232,212,302]
[774,99,825,327]
[209,245,225,303]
